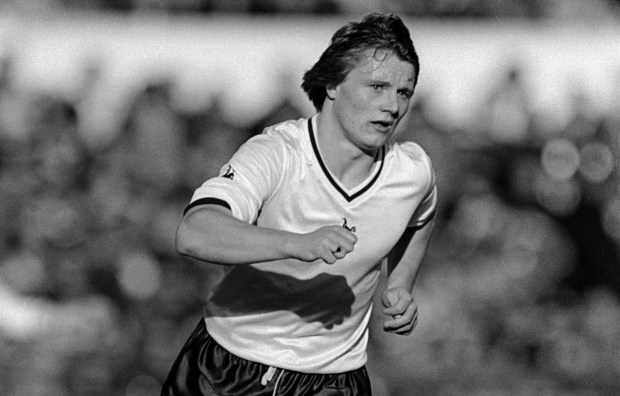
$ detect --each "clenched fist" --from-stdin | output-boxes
[290,225,357,264]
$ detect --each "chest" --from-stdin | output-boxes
[257,159,422,267]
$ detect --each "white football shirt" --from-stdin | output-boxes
[187,116,437,373]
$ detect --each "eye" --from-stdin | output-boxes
[370,84,384,91]
[398,89,412,99]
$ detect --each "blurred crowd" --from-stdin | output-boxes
[2,0,620,20]
[1,7,620,396]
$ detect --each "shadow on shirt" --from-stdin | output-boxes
[206,266,355,330]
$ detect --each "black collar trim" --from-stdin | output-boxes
[308,118,384,202]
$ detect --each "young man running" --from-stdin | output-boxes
[162,12,437,396]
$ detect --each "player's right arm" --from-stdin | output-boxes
[175,204,357,266]
[178,124,356,265]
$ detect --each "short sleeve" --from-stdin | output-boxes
[188,132,286,224]
[400,142,437,229]
[409,168,437,228]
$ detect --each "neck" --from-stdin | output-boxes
[314,113,379,189]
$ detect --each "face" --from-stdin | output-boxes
[327,49,416,154]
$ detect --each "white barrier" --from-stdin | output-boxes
[1,12,618,132]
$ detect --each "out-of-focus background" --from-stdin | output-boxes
[0,1,619,395]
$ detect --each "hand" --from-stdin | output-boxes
[292,225,357,264]
[382,287,418,335]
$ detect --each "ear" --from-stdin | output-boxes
[326,84,338,101]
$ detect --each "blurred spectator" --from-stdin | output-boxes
[5,0,617,18]
[181,95,252,189]
[480,65,531,145]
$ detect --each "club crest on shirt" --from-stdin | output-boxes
[342,218,356,233]
[222,165,235,180]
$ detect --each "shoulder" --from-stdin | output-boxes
[262,118,307,148]
[387,139,436,195]
[390,140,434,172]
[238,118,307,158]
[390,140,438,226]
[257,118,311,164]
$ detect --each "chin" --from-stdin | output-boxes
[371,130,393,144]
[361,139,387,154]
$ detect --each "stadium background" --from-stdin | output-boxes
[1,0,619,395]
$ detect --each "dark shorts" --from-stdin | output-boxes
[161,319,372,396]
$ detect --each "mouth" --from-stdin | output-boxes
[371,120,394,131]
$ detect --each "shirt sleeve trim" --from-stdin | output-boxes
[183,197,232,215]
[409,207,436,230]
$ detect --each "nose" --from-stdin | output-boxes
[380,91,399,118]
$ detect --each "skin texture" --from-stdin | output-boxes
[176,204,357,266]
[317,49,416,189]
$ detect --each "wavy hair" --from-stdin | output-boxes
[302,13,419,111]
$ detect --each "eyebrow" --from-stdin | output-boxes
[367,77,413,85]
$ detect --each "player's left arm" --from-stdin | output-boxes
[382,217,435,335]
